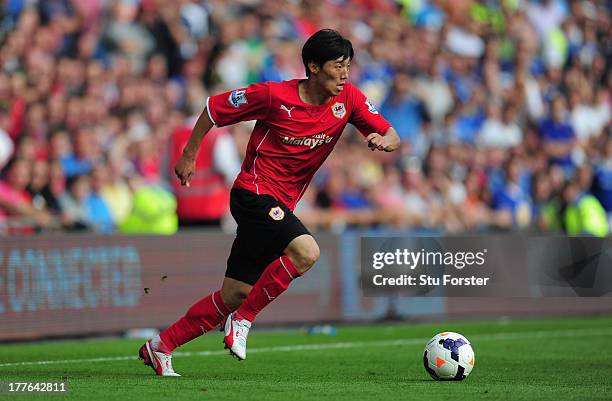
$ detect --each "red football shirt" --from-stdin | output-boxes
[207,79,392,210]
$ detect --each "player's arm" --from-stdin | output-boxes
[365,127,400,152]
[348,85,400,153]
[176,83,270,186]
[174,109,214,187]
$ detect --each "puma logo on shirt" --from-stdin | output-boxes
[280,104,295,117]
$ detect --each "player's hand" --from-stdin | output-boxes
[365,131,400,152]
[175,154,196,187]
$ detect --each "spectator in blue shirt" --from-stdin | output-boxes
[592,138,612,226]
[86,164,115,233]
[491,157,533,228]
[50,130,93,178]
[380,71,425,146]
[539,96,575,174]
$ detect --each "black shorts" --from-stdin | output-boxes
[225,188,310,285]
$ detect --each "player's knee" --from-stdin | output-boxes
[233,288,249,307]
[285,235,320,273]
[291,243,320,273]
[306,244,321,267]
[221,290,246,310]
[220,280,251,310]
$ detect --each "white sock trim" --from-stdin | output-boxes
[150,334,162,351]
[279,256,294,280]
[211,293,225,317]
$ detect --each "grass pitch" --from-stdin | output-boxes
[1,315,611,401]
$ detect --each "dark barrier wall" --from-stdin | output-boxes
[0,233,342,341]
[1,232,611,341]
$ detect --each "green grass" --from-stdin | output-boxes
[1,316,612,400]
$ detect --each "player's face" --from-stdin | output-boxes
[317,56,350,96]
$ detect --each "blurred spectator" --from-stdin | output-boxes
[50,129,93,178]
[100,156,133,225]
[477,102,522,149]
[451,93,486,145]
[380,71,425,146]
[526,0,567,37]
[491,157,533,229]
[0,157,51,233]
[592,138,612,228]
[170,120,240,227]
[27,158,62,214]
[58,174,93,231]
[87,163,114,233]
[413,60,453,125]
[57,165,112,233]
[532,171,562,232]
[460,167,491,230]
[562,177,609,237]
[539,95,576,174]
[118,173,178,235]
[104,0,155,74]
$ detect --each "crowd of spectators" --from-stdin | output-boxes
[0,0,610,236]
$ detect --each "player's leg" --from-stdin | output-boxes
[220,277,252,309]
[223,189,314,360]
[159,287,234,349]
[283,234,321,274]
[237,234,319,321]
[138,281,235,376]
[138,287,233,376]
[139,189,257,375]
[153,277,249,354]
[224,235,319,360]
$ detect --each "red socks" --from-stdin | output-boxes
[157,256,301,352]
[236,256,301,322]
[159,290,232,352]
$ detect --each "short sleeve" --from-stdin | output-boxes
[207,83,271,127]
[348,85,392,137]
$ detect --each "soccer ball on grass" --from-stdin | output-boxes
[423,332,475,380]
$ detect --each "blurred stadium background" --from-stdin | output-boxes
[0,0,611,341]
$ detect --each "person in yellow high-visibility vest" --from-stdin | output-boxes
[562,180,609,237]
[118,174,178,235]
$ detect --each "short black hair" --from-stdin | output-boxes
[302,29,354,77]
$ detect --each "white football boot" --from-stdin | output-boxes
[138,340,181,376]
[223,312,252,360]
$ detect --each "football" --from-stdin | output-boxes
[423,332,475,380]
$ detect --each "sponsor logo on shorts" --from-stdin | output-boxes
[331,102,346,119]
[269,206,285,221]
[229,89,248,108]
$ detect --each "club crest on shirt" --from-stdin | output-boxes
[229,89,248,108]
[365,99,379,114]
[331,102,346,119]
[269,206,285,221]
